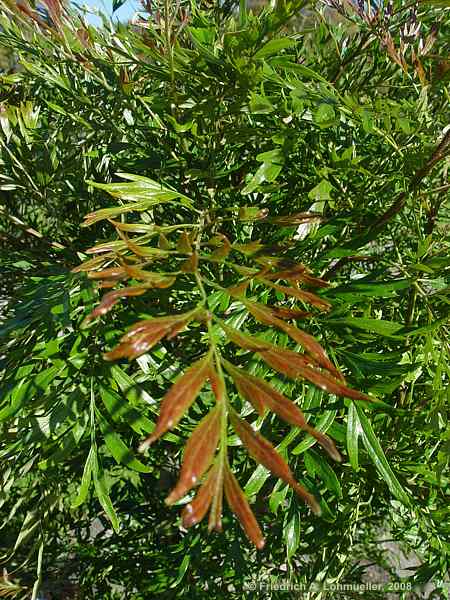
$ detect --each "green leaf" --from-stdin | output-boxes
[72,445,95,508]
[325,279,411,301]
[98,413,151,473]
[100,385,154,436]
[249,92,275,115]
[272,60,328,83]
[171,554,190,588]
[304,449,342,498]
[91,452,120,533]
[0,379,32,422]
[242,161,282,194]
[326,317,405,337]
[284,510,301,560]
[308,179,333,202]
[292,410,337,455]
[347,402,360,472]
[254,38,297,59]
[314,103,337,128]
[269,482,289,514]
[355,405,411,507]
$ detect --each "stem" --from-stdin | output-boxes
[193,218,229,462]
[164,0,175,89]
[239,0,247,27]
[350,128,450,249]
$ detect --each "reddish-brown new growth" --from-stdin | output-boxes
[229,410,321,516]
[166,406,221,504]
[139,353,212,450]
[76,194,373,549]
[223,463,265,550]
[223,360,341,462]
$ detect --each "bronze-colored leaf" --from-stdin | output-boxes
[232,241,264,256]
[82,285,149,325]
[260,347,371,402]
[265,265,329,288]
[124,236,169,259]
[166,406,221,504]
[262,279,332,311]
[268,306,312,320]
[105,312,199,361]
[223,360,341,461]
[268,212,323,226]
[229,410,321,515]
[123,265,176,288]
[208,365,226,403]
[243,300,344,381]
[181,252,199,272]
[208,463,224,532]
[230,263,259,277]
[139,353,211,447]
[218,321,271,353]
[109,219,155,234]
[177,231,193,253]
[85,240,127,254]
[71,254,115,273]
[222,360,265,416]
[210,242,231,262]
[96,280,120,289]
[226,281,250,298]
[223,462,265,549]
[87,267,126,281]
[182,463,218,528]
[158,233,171,250]
[104,326,170,361]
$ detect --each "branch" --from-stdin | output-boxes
[375,129,450,229]
[0,206,65,250]
[349,128,450,249]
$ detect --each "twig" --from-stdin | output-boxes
[349,128,450,249]
[375,129,450,229]
[0,206,66,250]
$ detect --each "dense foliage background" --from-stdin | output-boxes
[0,0,449,598]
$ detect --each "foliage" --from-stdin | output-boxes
[0,0,449,598]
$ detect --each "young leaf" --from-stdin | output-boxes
[139,353,212,448]
[243,300,344,381]
[223,462,265,549]
[104,311,198,361]
[223,360,340,461]
[260,347,371,402]
[166,406,221,504]
[261,279,332,311]
[82,286,149,325]
[229,410,321,515]
[182,463,217,528]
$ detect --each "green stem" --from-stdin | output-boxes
[164,0,175,91]
[194,221,229,462]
